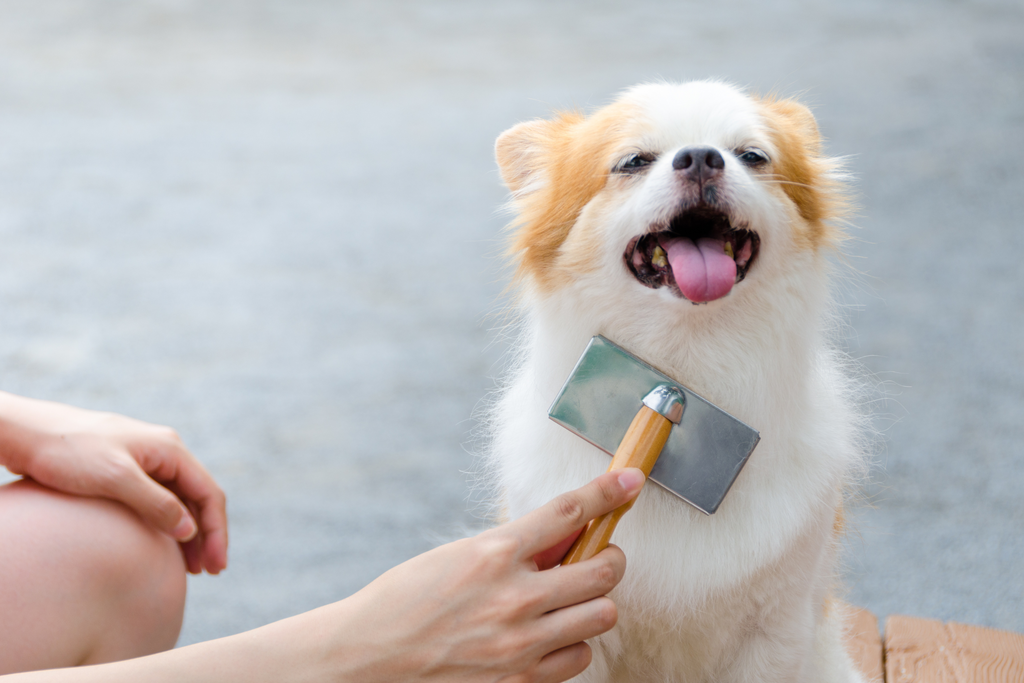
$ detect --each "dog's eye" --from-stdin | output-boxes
[617,152,657,173]
[737,148,770,166]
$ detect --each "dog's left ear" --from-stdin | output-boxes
[495,120,553,194]
[758,96,848,243]
[759,98,823,155]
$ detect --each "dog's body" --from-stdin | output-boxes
[486,81,867,682]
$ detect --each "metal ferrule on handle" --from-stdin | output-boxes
[561,385,684,565]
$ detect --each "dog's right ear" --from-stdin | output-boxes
[495,120,552,195]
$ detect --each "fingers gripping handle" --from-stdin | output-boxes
[560,392,679,565]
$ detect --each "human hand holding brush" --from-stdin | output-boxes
[3,468,643,683]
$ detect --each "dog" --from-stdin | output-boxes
[486,81,868,682]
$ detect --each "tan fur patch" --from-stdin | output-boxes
[833,503,846,537]
[823,593,836,618]
[495,102,634,292]
[758,97,849,251]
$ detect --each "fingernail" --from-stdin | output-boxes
[616,468,645,494]
[172,513,197,541]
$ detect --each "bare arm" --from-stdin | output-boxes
[2,469,644,683]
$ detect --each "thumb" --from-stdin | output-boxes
[107,466,198,541]
[516,468,646,559]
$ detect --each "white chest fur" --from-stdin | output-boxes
[485,285,864,681]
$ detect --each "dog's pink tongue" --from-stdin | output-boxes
[660,236,737,302]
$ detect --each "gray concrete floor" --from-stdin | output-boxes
[0,0,1021,647]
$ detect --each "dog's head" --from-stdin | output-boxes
[496,81,847,315]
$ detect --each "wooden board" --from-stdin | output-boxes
[884,614,1024,682]
[845,605,885,683]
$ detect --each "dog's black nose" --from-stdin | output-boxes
[672,147,725,175]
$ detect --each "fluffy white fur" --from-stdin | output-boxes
[485,81,868,682]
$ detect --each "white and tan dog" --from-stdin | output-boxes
[486,81,867,682]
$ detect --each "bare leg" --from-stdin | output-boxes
[0,478,187,673]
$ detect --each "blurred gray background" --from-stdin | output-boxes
[0,0,1021,645]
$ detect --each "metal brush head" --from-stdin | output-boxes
[548,335,760,515]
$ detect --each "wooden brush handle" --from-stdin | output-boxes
[560,405,673,565]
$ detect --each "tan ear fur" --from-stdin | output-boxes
[499,105,629,292]
[758,96,847,249]
[495,120,553,194]
[764,99,823,153]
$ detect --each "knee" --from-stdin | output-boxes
[2,479,188,664]
[77,488,189,661]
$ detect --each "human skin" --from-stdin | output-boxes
[0,479,188,670]
[0,391,227,671]
[0,392,228,574]
[1,468,645,683]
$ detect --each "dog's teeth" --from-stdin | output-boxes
[724,242,734,259]
[652,245,668,268]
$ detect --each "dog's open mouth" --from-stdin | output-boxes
[625,207,760,303]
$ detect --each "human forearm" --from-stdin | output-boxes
[0,617,323,683]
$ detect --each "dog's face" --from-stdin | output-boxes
[496,81,845,312]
